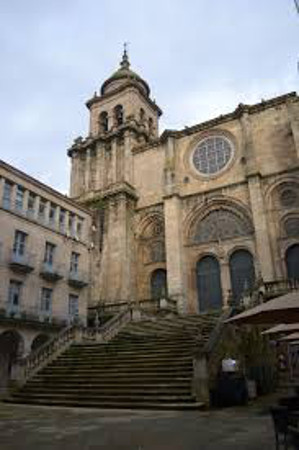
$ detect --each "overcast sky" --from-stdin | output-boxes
[0,0,298,193]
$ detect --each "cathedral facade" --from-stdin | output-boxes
[68,50,299,315]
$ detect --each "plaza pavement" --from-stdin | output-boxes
[0,401,275,450]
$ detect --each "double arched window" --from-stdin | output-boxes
[99,111,108,133]
[229,250,255,304]
[114,105,124,126]
[151,269,167,299]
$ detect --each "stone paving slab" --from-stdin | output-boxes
[0,401,275,450]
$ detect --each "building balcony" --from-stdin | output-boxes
[40,262,63,282]
[9,250,35,274]
[68,269,89,289]
[0,305,67,329]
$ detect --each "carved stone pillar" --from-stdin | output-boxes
[287,99,299,160]
[164,194,186,313]
[248,175,275,281]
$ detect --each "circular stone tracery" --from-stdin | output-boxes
[192,136,233,175]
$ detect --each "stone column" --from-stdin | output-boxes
[55,205,61,231]
[124,131,133,184]
[220,261,231,308]
[0,176,4,205]
[23,189,29,214]
[44,200,51,225]
[84,149,91,192]
[11,183,17,210]
[164,194,186,313]
[287,99,299,160]
[248,175,275,281]
[111,140,118,184]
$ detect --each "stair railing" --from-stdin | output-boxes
[13,306,137,387]
[14,324,80,386]
[82,306,134,342]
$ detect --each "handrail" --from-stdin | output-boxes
[16,324,78,383]
[203,308,233,356]
[82,307,133,342]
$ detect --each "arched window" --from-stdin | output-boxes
[114,104,124,126]
[286,244,299,281]
[196,256,222,312]
[148,117,154,135]
[150,269,167,299]
[99,111,108,133]
[31,333,50,352]
[229,250,255,304]
[139,108,145,123]
[0,330,24,387]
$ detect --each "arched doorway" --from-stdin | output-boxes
[286,244,299,281]
[229,249,255,305]
[31,334,50,352]
[0,330,24,389]
[151,269,167,299]
[196,256,222,312]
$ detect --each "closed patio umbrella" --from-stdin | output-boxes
[261,323,299,335]
[225,292,299,325]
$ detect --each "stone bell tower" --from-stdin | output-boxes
[68,48,162,305]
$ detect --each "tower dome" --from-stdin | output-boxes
[100,48,150,97]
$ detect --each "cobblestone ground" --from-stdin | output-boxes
[0,401,275,450]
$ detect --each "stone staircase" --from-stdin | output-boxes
[7,312,222,410]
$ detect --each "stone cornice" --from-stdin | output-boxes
[86,81,162,116]
[0,159,91,216]
[160,91,298,141]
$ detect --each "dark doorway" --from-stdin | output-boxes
[31,334,50,352]
[286,244,299,281]
[0,330,24,391]
[196,255,222,312]
[229,249,255,305]
[151,269,167,299]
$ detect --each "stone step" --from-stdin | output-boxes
[5,397,205,410]
[54,354,193,366]
[40,365,193,376]
[21,386,192,396]
[33,374,192,383]
[25,381,191,389]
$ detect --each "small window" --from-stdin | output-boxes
[70,252,80,274]
[38,198,46,221]
[44,242,55,266]
[76,219,83,239]
[49,203,56,225]
[68,214,75,237]
[114,105,124,126]
[27,192,36,216]
[148,117,154,134]
[40,287,53,313]
[99,111,109,133]
[8,280,22,313]
[140,108,145,123]
[3,180,13,209]
[59,209,66,233]
[15,185,24,211]
[13,230,27,256]
[69,294,79,318]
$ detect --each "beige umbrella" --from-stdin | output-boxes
[261,323,299,335]
[279,332,299,342]
[225,291,299,325]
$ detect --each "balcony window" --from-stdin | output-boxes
[68,294,79,318]
[49,203,56,226]
[68,214,75,237]
[44,242,55,266]
[3,180,13,209]
[70,252,80,275]
[76,219,83,239]
[7,280,22,314]
[59,209,66,233]
[15,185,24,211]
[13,230,27,256]
[40,287,52,315]
[38,198,46,221]
[27,192,35,217]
